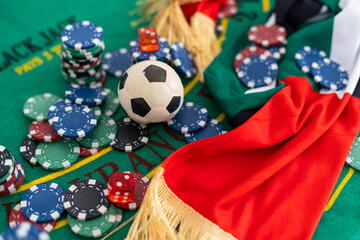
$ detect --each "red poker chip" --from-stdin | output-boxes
[248,24,287,47]
[0,162,25,196]
[79,145,102,157]
[29,121,63,142]
[234,45,271,70]
[9,203,56,233]
[61,57,101,70]
[218,0,238,18]
[113,171,149,210]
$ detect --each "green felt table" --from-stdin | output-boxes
[0,0,359,239]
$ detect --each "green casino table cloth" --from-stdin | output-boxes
[0,0,359,239]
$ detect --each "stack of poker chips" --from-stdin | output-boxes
[61,21,106,86]
[64,179,124,238]
[0,146,25,196]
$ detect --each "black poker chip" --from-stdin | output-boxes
[61,55,99,66]
[110,117,149,152]
[62,64,102,79]
[0,145,13,179]
[63,179,110,221]
[20,134,40,165]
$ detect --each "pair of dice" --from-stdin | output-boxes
[107,172,135,204]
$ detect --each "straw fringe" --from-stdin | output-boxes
[126,168,237,240]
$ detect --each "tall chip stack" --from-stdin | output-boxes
[61,21,106,86]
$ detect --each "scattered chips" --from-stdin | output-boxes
[184,119,227,144]
[77,115,117,148]
[29,121,62,142]
[167,102,208,134]
[170,42,197,79]
[9,204,56,233]
[68,204,118,238]
[64,179,110,220]
[248,24,287,47]
[233,45,271,72]
[102,49,133,77]
[311,58,349,90]
[66,84,107,106]
[236,55,278,88]
[113,171,149,210]
[0,222,50,240]
[35,138,80,171]
[111,117,149,152]
[295,46,327,75]
[23,93,62,121]
[50,103,97,138]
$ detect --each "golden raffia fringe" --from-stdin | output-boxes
[130,0,220,82]
[126,168,237,240]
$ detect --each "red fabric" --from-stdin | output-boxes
[181,0,227,23]
[163,76,360,239]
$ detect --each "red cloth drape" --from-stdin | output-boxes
[163,76,360,239]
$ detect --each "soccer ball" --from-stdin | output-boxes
[118,60,184,124]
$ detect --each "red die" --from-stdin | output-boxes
[138,27,159,52]
[108,172,135,204]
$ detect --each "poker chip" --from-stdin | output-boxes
[0,146,14,182]
[0,222,50,240]
[81,105,101,120]
[102,48,133,77]
[77,115,117,148]
[129,36,170,62]
[236,55,278,88]
[170,42,197,78]
[21,182,65,223]
[47,99,73,122]
[67,204,118,238]
[50,103,97,138]
[266,45,286,63]
[114,171,150,210]
[248,24,287,47]
[0,158,25,196]
[218,0,238,18]
[63,69,104,85]
[9,204,56,233]
[295,46,327,75]
[311,58,349,90]
[0,161,19,191]
[101,88,120,117]
[23,93,62,121]
[20,135,40,165]
[79,145,102,157]
[62,21,103,50]
[29,121,62,142]
[35,138,80,171]
[347,137,360,171]
[167,102,208,134]
[110,117,149,152]
[62,64,102,78]
[184,119,227,144]
[233,45,271,72]
[64,179,110,220]
[65,84,107,106]
[61,56,101,70]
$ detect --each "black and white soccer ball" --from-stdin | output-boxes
[118,60,184,124]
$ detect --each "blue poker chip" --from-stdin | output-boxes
[102,48,133,77]
[265,45,286,63]
[295,46,327,76]
[49,103,97,138]
[47,99,73,121]
[1,222,50,240]
[311,58,349,90]
[170,42,197,78]
[184,119,227,144]
[167,102,208,134]
[129,36,170,62]
[21,182,65,223]
[61,21,103,50]
[65,84,107,106]
[236,54,278,88]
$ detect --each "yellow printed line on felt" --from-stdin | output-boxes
[16,146,113,193]
[262,0,271,12]
[324,167,354,212]
[54,219,68,230]
[217,18,229,46]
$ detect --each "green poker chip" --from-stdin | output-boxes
[83,105,101,120]
[68,204,118,238]
[77,115,117,148]
[347,136,360,171]
[23,93,62,121]
[101,89,120,117]
[0,157,15,184]
[35,138,80,171]
[62,42,104,55]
